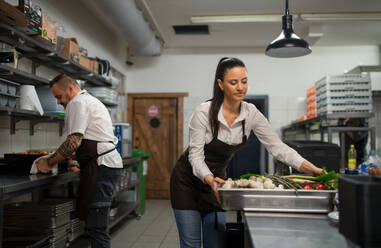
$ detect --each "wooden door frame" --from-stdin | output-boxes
[127,93,188,158]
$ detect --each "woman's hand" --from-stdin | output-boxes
[204,174,225,204]
[299,160,325,176]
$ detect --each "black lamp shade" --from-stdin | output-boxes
[265,0,312,58]
[265,30,311,58]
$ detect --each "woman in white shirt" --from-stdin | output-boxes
[170,57,323,248]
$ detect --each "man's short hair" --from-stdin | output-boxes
[50,74,80,89]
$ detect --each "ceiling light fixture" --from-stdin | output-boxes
[190,12,381,24]
[265,0,311,58]
[190,14,284,23]
[300,13,381,21]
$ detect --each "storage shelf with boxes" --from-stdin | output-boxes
[0,21,111,86]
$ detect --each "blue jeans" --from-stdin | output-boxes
[173,209,226,248]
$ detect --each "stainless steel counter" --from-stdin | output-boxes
[244,212,351,248]
[0,171,79,200]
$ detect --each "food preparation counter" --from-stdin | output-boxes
[0,171,79,200]
[243,212,354,248]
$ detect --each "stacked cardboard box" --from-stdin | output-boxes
[306,86,317,119]
[59,37,80,61]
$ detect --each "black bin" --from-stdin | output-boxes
[339,175,381,248]
[225,222,244,248]
[275,140,341,174]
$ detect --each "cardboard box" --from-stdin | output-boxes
[79,55,92,71]
[0,1,26,26]
[91,60,99,74]
[60,38,79,61]
[0,1,40,34]
[38,15,56,44]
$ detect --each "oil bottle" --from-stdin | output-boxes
[347,144,358,174]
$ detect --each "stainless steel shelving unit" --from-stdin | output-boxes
[0,22,117,135]
[0,64,49,86]
[0,105,64,135]
[281,113,376,171]
[0,23,111,87]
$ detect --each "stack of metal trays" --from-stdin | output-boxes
[218,188,337,213]
[68,217,85,242]
[4,199,74,248]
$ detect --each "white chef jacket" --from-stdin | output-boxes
[188,101,305,182]
[65,90,123,168]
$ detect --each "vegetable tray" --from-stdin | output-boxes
[218,187,337,213]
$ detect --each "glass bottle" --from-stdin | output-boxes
[348,144,357,170]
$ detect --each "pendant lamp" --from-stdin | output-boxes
[265,0,311,58]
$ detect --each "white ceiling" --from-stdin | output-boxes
[137,0,381,48]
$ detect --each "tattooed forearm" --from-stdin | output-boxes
[57,133,83,157]
[47,133,83,166]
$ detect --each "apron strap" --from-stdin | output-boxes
[242,119,247,143]
[98,147,115,157]
[213,121,220,140]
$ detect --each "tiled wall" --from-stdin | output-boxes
[0,116,65,156]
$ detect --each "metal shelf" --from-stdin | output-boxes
[109,202,138,229]
[0,64,49,86]
[118,182,139,193]
[0,23,111,87]
[281,113,376,172]
[282,113,375,133]
[0,106,64,135]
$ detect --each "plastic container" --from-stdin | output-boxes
[317,102,373,115]
[0,80,8,93]
[317,95,372,106]
[0,94,7,106]
[315,74,371,92]
[339,175,381,248]
[36,86,64,113]
[7,96,17,108]
[113,123,132,158]
[274,140,341,174]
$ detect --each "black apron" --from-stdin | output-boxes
[170,120,247,212]
[76,139,115,220]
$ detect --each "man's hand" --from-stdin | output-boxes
[36,158,53,173]
[204,174,225,204]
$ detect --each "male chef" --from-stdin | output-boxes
[36,74,123,248]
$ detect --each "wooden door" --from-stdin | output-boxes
[128,93,187,199]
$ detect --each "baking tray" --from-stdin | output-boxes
[218,187,337,213]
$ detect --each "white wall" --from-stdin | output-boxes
[126,46,380,171]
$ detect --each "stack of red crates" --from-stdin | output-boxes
[306,86,317,119]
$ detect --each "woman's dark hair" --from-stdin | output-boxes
[209,57,246,137]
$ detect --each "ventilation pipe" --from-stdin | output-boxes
[89,0,162,56]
